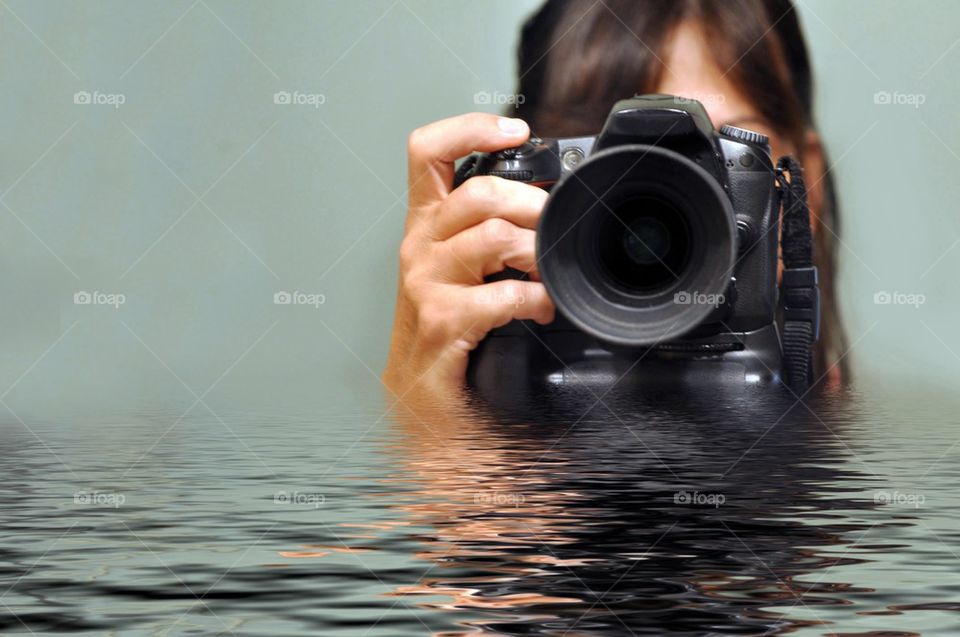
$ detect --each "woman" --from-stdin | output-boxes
[384,0,847,397]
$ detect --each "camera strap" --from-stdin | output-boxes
[776,156,820,390]
[453,155,479,188]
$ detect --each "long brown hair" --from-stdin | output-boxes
[513,0,848,382]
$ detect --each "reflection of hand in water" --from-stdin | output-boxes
[390,401,588,550]
[381,387,881,635]
[383,402,597,621]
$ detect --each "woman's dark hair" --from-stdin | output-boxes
[513,0,848,382]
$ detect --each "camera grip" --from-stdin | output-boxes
[724,163,779,331]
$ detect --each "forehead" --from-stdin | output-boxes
[652,23,761,127]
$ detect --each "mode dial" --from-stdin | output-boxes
[720,124,769,146]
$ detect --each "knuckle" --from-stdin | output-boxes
[485,284,524,327]
[416,307,452,346]
[398,236,420,269]
[527,184,549,207]
[399,267,434,304]
[499,281,525,305]
[397,240,438,300]
[397,273,422,302]
[480,216,517,247]
[460,175,500,205]
[406,126,430,159]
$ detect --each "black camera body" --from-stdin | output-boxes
[460,95,804,393]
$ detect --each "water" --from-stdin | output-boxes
[2,381,960,636]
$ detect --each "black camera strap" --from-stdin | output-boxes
[776,156,820,390]
[453,155,479,188]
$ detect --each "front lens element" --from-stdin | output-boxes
[596,197,691,293]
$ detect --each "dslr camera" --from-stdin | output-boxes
[457,95,819,392]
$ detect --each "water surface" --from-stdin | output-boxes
[2,382,960,635]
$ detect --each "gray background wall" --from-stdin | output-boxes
[1,0,957,416]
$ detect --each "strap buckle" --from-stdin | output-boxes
[781,265,820,342]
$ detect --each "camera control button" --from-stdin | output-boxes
[561,148,585,171]
[720,124,769,146]
[496,141,537,160]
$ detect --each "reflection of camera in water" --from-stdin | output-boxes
[458,95,819,391]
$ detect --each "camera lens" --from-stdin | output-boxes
[596,196,691,292]
[536,145,736,346]
[623,215,671,266]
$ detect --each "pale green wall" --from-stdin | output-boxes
[0,0,957,415]
[798,0,960,389]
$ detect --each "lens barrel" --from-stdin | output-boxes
[536,145,736,346]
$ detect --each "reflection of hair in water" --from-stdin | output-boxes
[386,389,876,634]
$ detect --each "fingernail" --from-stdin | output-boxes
[498,117,528,135]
